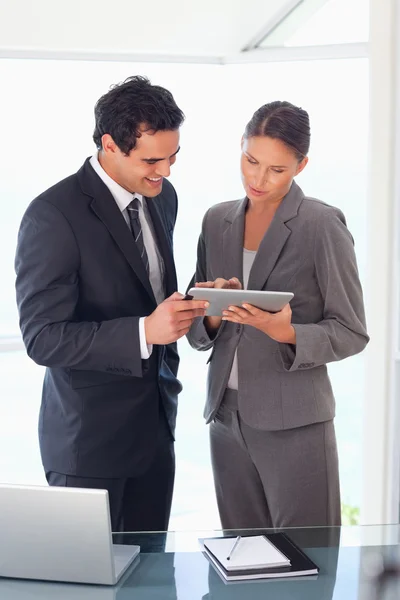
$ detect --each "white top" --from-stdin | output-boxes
[90,154,165,359]
[227,248,257,390]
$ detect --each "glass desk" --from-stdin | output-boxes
[0,525,399,599]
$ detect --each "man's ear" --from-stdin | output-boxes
[101,134,118,154]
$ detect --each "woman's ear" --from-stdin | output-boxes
[296,156,309,176]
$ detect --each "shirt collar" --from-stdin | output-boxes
[89,153,143,212]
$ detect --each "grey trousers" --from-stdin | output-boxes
[210,390,341,529]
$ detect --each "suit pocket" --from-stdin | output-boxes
[272,348,291,372]
[70,369,132,390]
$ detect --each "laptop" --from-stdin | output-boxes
[0,484,140,585]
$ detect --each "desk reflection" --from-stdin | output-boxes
[0,553,177,600]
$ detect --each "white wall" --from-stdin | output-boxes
[361,0,399,525]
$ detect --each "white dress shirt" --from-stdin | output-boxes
[90,154,165,359]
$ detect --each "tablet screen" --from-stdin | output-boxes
[188,288,293,316]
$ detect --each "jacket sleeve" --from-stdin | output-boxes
[186,211,225,352]
[278,206,369,372]
[15,199,145,377]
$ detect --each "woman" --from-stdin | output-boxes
[187,101,369,529]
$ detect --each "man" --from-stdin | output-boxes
[15,75,207,532]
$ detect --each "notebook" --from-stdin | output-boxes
[203,535,290,571]
[200,533,319,582]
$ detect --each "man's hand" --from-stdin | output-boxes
[144,292,209,345]
[194,277,242,334]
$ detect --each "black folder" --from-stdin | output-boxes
[200,532,319,582]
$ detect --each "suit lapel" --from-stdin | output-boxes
[247,181,304,290]
[223,199,246,285]
[146,198,177,297]
[78,159,156,304]
[247,220,291,291]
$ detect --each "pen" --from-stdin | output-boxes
[226,536,241,560]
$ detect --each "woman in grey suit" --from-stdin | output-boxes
[187,101,369,529]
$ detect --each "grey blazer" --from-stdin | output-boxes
[187,181,369,430]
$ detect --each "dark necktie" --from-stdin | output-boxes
[127,197,149,274]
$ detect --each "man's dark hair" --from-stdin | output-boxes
[244,101,310,161]
[93,75,185,154]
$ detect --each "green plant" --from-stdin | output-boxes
[341,502,360,525]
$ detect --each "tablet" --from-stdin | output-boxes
[187,288,293,317]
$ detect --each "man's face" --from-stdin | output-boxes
[100,128,180,197]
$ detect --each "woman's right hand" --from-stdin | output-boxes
[195,277,242,291]
[195,277,242,334]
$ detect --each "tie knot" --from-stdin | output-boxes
[128,197,140,213]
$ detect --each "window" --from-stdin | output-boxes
[260,0,369,48]
[0,56,369,528]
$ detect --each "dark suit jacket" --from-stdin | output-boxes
[188,181,369,428]
[15,158,182,478]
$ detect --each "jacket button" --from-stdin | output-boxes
[236,325,241,333]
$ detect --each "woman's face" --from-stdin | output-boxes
[240,135,308,205]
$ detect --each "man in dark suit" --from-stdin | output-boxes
[15,75,208,532]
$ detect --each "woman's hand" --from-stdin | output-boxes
[195,277,242,290]
[222,302,296,344]
[195,277,242,336]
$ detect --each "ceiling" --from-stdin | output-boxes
[0,0,323,59]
